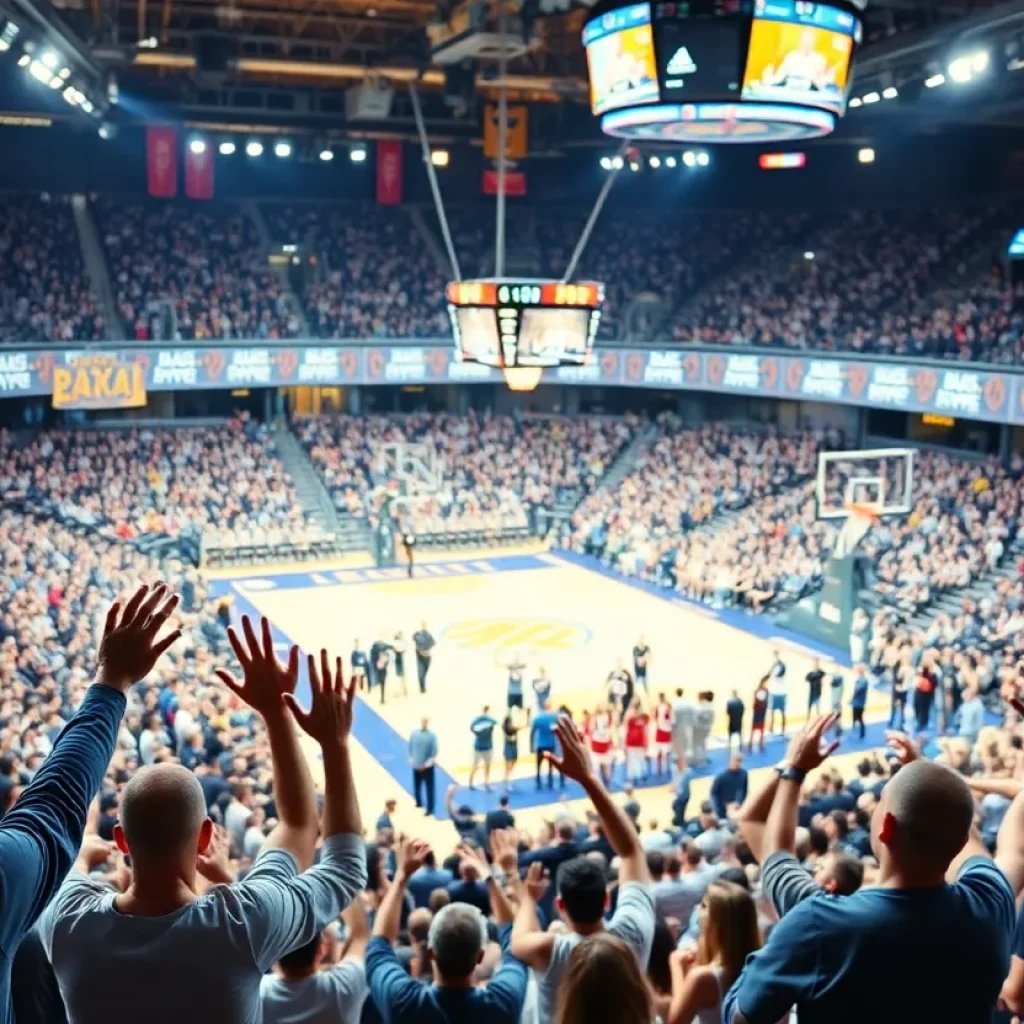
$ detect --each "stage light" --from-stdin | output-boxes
[683,150,697,167]
[925,73,945,88]
[649,155,661,168]
[0,21,19,52]
[665,156,677,168]
[274,141,292,158]
[48,75,62,89]
[81,99,93,113]
[971,49,990,73]
[430,149,449,167]
[600,156,612,170]
[628,161,640,172]
[319,148,334,161]
[219,140,236,155]
[98,122,115,140]
[611,155,624,169]
[40,50,58,70]
[848,96,862,108]
[858,147,875,164]
[189,137,206,155]
[350,146,367,163]
[17,53,29,67]
[948,56,972,82]
[29,60,51,84]
[882,86,898,100]
[245,140,263,157]
[696,151,709,167]
[862,91,880,104]
[804,251,815,260]
[59,67,71,79]
[62,85,77,104]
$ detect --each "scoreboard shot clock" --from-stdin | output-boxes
[446,279,606,391]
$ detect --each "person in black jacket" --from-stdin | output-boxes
[412,622,435,695]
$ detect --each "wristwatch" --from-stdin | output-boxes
[774,762,806,784]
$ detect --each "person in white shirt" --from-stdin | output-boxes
[260,901,370,1024]
[768,650,788,736]
[40,619,367,1024]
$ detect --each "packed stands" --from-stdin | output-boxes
[0,196,105,343]
[97,199,301,341]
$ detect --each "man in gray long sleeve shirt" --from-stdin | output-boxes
[410,717,439,816]
[40,619,367,1024]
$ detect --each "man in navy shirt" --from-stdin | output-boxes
[530,701,561,790]
[468,705,497,792]
[724,714,1024,1024]
[406,850,454,909]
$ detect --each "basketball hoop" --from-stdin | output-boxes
[833,501,880,559]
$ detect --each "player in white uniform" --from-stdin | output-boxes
[652,693,675,778]
[588,703,615,786]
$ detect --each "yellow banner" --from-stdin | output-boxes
[52,355,147,410]
[483,104,528,161]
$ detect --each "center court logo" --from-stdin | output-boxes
[443,618,591,651]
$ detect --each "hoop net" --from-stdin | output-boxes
[833,501,880,559]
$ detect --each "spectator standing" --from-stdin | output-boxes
[410,718,439,817]
[725,690,744,751]
[531,701,562,790]
[805,659,825,719]
[851,666,869,739]
[711,752,748,820]
[469,705,498,792]
[692,693,714,767]
[406,850,454,909]
[768,651,788,735]
[413,622,435,695]
[554,932,654,1024]
[672,688,696,764]
[958,686,985,748]
[485,795,515,837]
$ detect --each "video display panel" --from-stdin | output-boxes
[518,309,591,365]
[742,0,857,113]
[652,8,746,101]
[453,307,500,366]
[583,3,660,116]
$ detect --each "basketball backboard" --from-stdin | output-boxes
[815,447,915,520]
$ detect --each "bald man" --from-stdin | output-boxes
[39,620,367,1024]
[724,722,1024,1024]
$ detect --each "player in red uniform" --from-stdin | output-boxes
[623,699,650,783]
[750,675,770,754]
[588,703,615,786]
[652,692,675,778]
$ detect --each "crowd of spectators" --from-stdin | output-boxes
[298,411,640,539]
[0,417,314,551]
[97,199,301,341]
[0,196,105,343]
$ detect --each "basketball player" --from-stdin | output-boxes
[351,638,368,692]
[652,693,675,777]
[504,651,526,711]
[392,631,407,697]
[606,659,634,724]
[401,521,416,578]
[749,676,769,753]
[588,702,616,787]
[469,704,498,792]
[413,621,435,695]
[633,635,651,694]
[502,708,523,791]
[623,699,650,782]
[532,666,552,711]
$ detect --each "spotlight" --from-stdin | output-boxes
[59,67,71,79]
[430,149,449,167]
[219,140,236,155]
[857,147,875,164]
[804,251,815,260]
[81,99,93,113]
[350,146,367,163]
[628,161,640,172]
[971,49,990,73]
[611,155,624,170]
[319,148,334,162]
[62,85,77,105]
[696,151,709,167]
[48,75,62,89]
[600,156,612,170]
[666,156,677,168]
[848,96,862,108]
[98,122,115,140]
[0,21,19,52]
[683,150,697,167]
[245,140,263,157]
[649,155,661,168]
[274,141,292,158]
[948,55,975,83]
[882,86,898,100]
[29,60,51,84]
[189,138,207,155]
[40,50,58,69]
[862,91,880,104]
[925,73,945,88]
[17,53,29,67]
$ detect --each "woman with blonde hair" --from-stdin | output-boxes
[667,880,761,1024]
[553,932,654,1024]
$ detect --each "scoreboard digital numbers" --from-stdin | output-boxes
[446,279,605,369]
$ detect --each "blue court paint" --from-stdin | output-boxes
[213,553,905,817]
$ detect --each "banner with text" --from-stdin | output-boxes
[146,127,177,199]
[51,354,148,410]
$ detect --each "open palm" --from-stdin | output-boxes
[216,614,299,717]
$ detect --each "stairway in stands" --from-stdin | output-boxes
[72,195,125,340]
[272,428,370,553]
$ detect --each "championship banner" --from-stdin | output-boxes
[185,141,215,200]
[376,140,403,206]
[483,104,528,161]
[482,170,527,196]
[52,354,147,411]
[146,127,177,199]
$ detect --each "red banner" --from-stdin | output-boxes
[482,169,526,196]
[376,140,403,206]
[146,127,177,198]
[185,143,215,200]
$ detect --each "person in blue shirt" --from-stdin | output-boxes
[468,706,498,792]
[532,667,552,711]
[850,665,869,739]
[406,850,454,909]
[504,653,526,710]
[367,835,527,1024]
[531,701,561,790]
[1,582,181,1024]
[722,717,1024,1024]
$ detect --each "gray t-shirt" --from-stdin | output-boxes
[260,958,368,1024]
[38,834,367,1024]
[535,882,655,1024]
[651,868,715,923]
[761,850,822,917]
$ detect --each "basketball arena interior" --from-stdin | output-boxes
[2,0,1024,1020]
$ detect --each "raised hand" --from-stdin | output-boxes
[216,615,299,718]
[196,824,235,885]
[490,827,519,877]
[397,836,431,878]
[784,713,841,774]
[76,833,116,872]
[545,715,593,784]
[97,583,182,691]
[523,861,549,902]
[885,730,921,765]
[282,649,354,747]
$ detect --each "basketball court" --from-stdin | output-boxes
[210,543,895,845]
